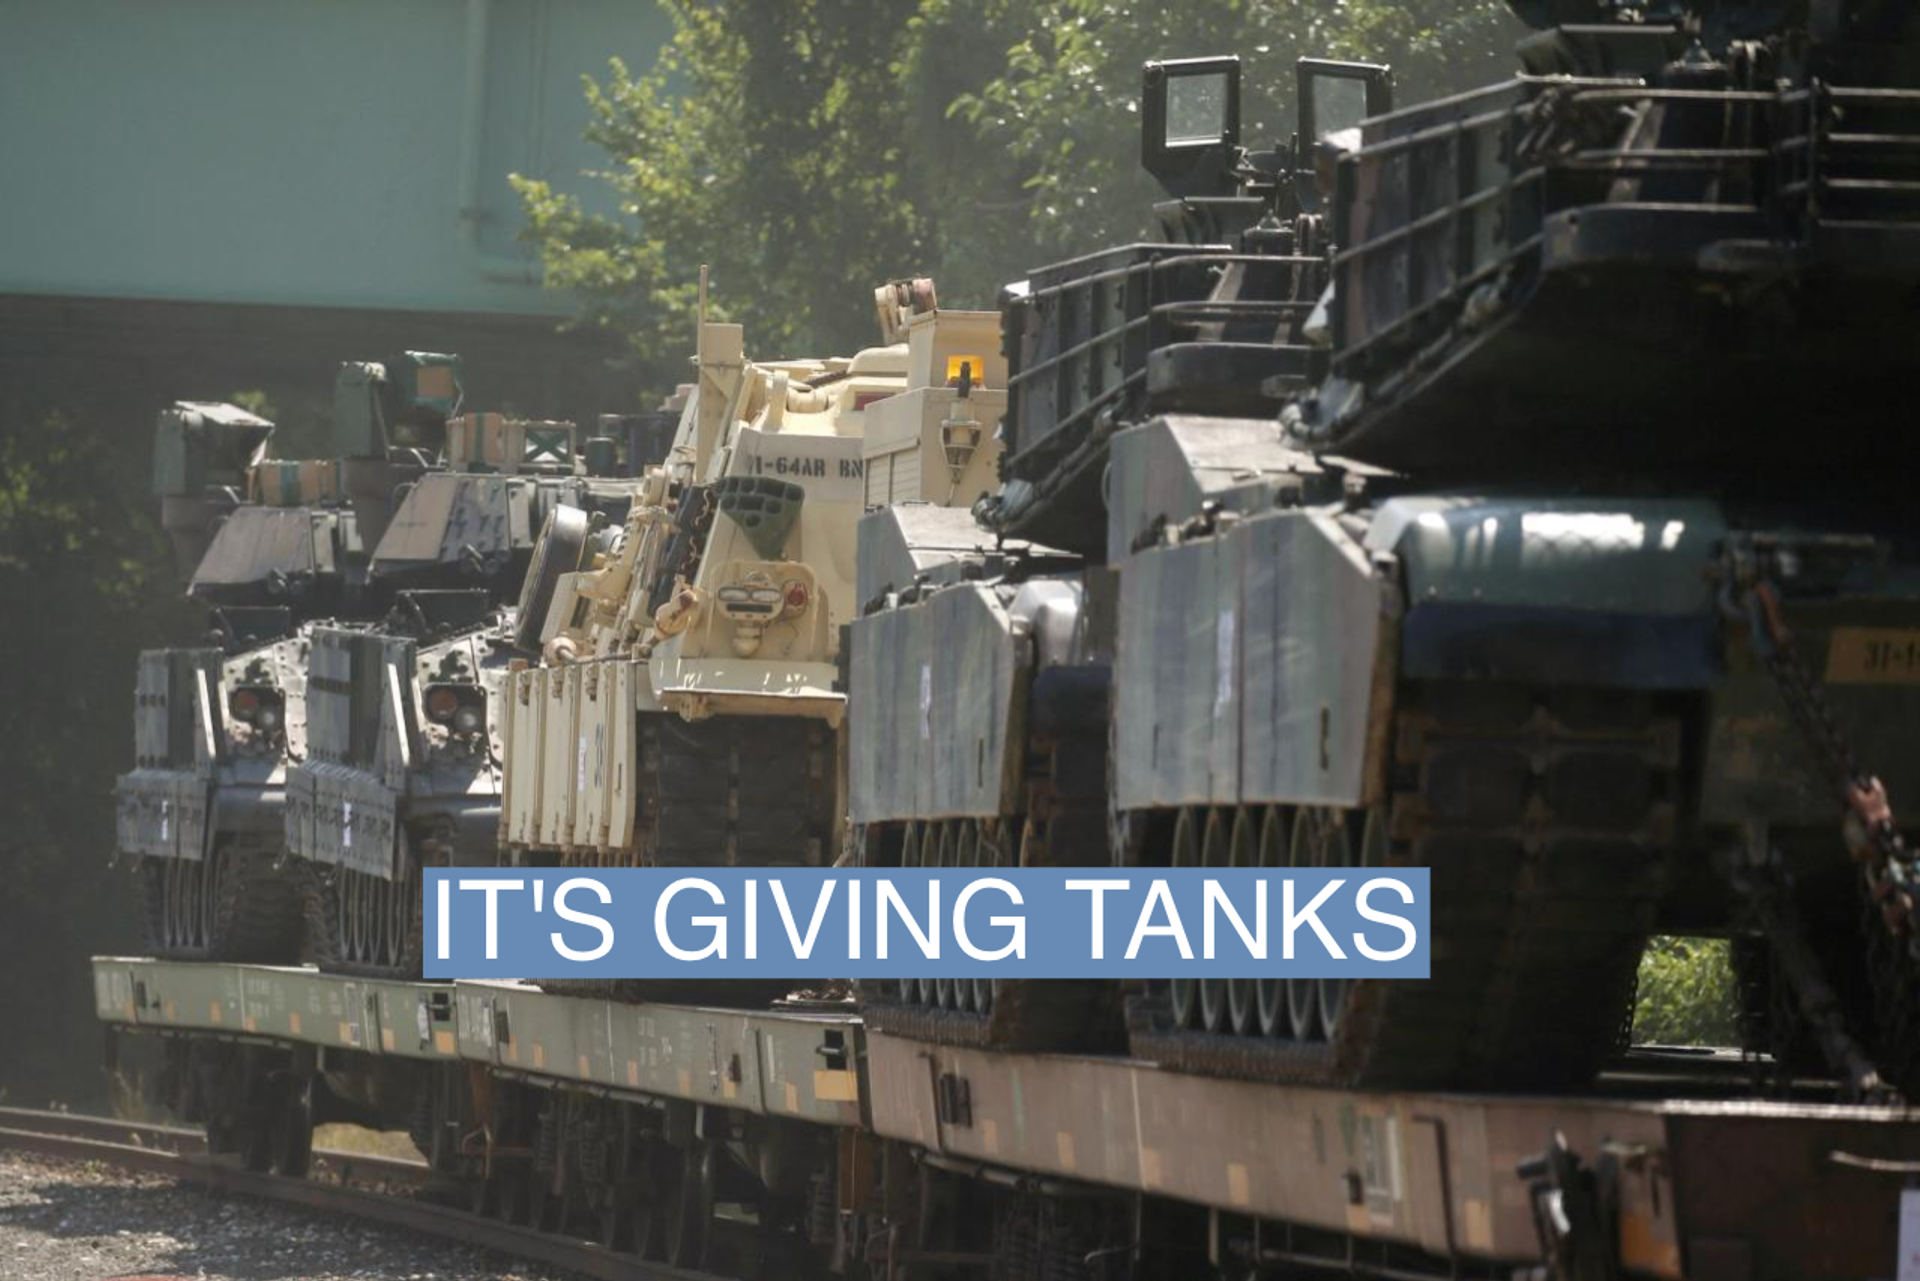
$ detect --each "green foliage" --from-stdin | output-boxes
[1633,936,1741,1048]
[515,0,1523,391]
[228,388,277,421]
[514,0,947,386]
[951,0,1519,260]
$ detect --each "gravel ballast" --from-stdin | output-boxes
[0,1151,573,1280]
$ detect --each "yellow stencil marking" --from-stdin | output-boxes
[784,1081,800,1113]
[1826,627,1920,684]
[1620,1211,1680,1277]
[1139,1147,1164,1190]
[983,1119,1000,1155]
[288,1012,302,1036]
[1463,1199,1493,1251]
[578,1054,591,1080]
[1227,1163,1252,1208]
[243,1016,258,1033]
[678,1068,692,1096]
[208,1002,223,1025]
[1056,1131,1076,1171]
[381,1027,395,1052]
[532,1043,545,1070]
[338,1021,353,1045]
[812,1069,858,1103]
[434,1029,455,1055]
[164,1000,176,1019]
[627,1060,640,1087]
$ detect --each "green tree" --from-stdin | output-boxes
[516,0,1523,392]
[951,0,1523,261]
[1633,936,1741,1047]
[513,0,949,385]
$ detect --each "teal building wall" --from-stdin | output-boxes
[0,0,670,316]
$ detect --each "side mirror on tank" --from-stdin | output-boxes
[1141,57,1241,198]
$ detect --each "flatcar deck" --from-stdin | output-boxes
[94,958,1920,1279]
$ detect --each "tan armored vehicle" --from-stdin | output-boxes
[501,281,1001,889]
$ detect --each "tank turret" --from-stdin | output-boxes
[151,400,274,578]
[1280,0,1920,483]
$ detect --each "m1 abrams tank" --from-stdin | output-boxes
[288,416,651,977]
[118,354,460,962]
[848,55,1387,1052]
[858,0,1920,1096]
[502,283,998,1002]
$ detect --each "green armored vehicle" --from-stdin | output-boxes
[288,415,650,976]
[854,0,1920,1096]
[118,354,460,960]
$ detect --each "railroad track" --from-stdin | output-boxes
[0,1107,718,1281]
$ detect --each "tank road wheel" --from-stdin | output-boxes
[1288,808,1353,1041]
[382,864,420,972]
[149,857,202,954]
[1198,809,1232,1033]
[1168,808,1203,1030]
[971,822,1002,1015]
[303,845,426,979]
[142,846,303,962]
[953,822,981,1013]
[1226,809,1259,1034]
[933,823,957,1011]
[898,823,925,1003]
[1322,808,1386,1037]
[1255,808,1290,1038]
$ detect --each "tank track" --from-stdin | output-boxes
[139,844,304,963]
[640,713,836,869]
[538,712,836,1006]
[301,853,425,979]
[860,711,1127,1053]
[857,976,1126,1053]
[1131,682,1680,1090]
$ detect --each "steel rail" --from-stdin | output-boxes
[0,1108,720,1281]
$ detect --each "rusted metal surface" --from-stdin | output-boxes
[863,1030,1920,1278]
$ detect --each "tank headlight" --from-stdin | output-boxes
[227,686,282,726]
[782,580,810,616]
[717,580,778,618]
[423,683,486,732]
